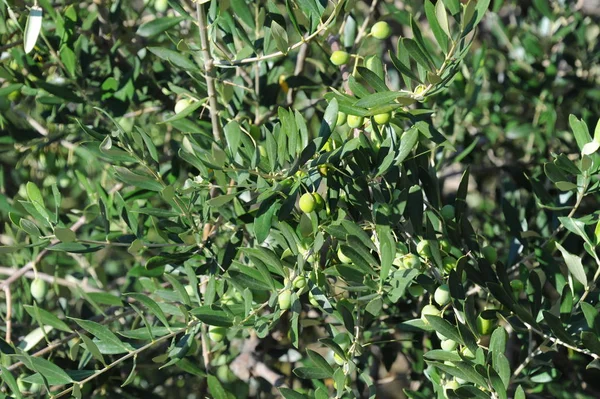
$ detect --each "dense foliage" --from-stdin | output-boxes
[1,0,600,398]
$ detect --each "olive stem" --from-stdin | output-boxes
[212,1,342,67]
[196,2,223,143]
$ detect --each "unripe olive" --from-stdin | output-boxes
[337,247,352,264]
[216,364,237,383]
[333,351,345,365]
[347,114,365,128]
[373,112,391,125]
[319,164,329,177]
[414,84,427,96]
[299,193,316,213]
[442,256,456,273]
[208,325,227,342]
[441,339,458,351]
[154,0,168,13]
[174,98,192,114]
[476,314,496,335]
[312,193,325,211]
[510,279,524,292]
[292,275,307,289]
[278,289,292,310]
[444,380,460,392]
[184,285,195,297]
[440,239,451,254]
[371,21,392,40]
[434,284,451,306]
[441,204,455,221]
[397,242,409,255]
[421,304,440,324]
[330,50,350,66]
[30,278,48,302]
[417,240,431,259]
[482,246,498,264]
[308,291,319,307]
[336,112,347,126]
[401,253,421,269]
[258,145,267,158]
[188,338,198,355]
[460,346,476,359]
[408,284,424,297]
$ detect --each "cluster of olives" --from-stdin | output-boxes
[329,21,392,66]
[299,192,325,214]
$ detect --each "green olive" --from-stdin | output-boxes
[216,364,237,383]
[441,339,458,351]
[373,112,391,125]
[476,314,496,335]
[299,193,316,213]
[408,284,424,297]
[434,284,451,306]
[278,289,292,310]
[370,21,392,40]
[460,346,476,359]
[482,246,498,264]
[444,380,460,392]
[292,275,307,290]
[421,304,440,324]
[312,192,325,211]
[417,240,431,259]
[174,98,192,114]
[154,0,168,12]
[337,247,352,264]
[441,204,455,221]
[401,253,421,270]
[442,256,456,273]
[208,325,227,342]
[330,50,350,66]
[336,112,347,126]
[510,279,524,292]
[308,291,319,307]
[30,278,48,302]
[347,114,365,128]
[333,352,345,365]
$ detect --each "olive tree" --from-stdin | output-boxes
[2,1,600,398]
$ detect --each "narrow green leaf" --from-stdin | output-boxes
[207,375,228,399]
[190,306,234,327]
[24,305,72,333]
[137,16,185,37]
[424,315,464,345]
[293,366,332,379]
[128,293,172,330]
[280,388,309,399]
[27,357,73,385]
[71,318,132,354]
[0,365,23,399]
[307,349,334,376]
[78,332,106,366]
[555,242,588,287]
[401,38,434,72]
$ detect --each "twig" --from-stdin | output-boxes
[4,286,12,343]
[353,0,380,45]
[0,215,86,291]
[212,1,342,68]
[196,2,222,142]
[52,322,198,398]
[0,268,102,293]
[3,306,136,374]
[286,43,309,105]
